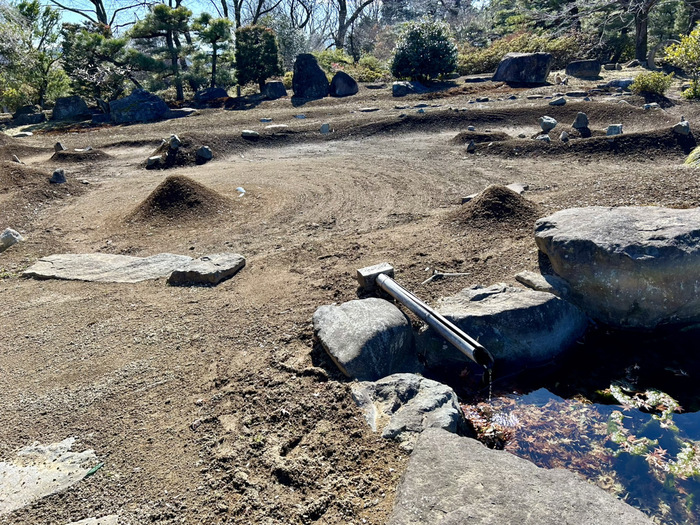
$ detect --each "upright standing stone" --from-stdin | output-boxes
[109,89,169,124]
[330,71,359,97]
[262,81,288,100]
[51,96,91,121]
[49,169,66,184]
[292,54,329,99]
[492,53,552,83]
[572,112,589,129]
[565,59,602,78]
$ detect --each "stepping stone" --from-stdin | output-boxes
[166,253,246,286]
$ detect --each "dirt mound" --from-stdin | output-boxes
[451,130,512,144]
[51,149,112,163]
[126,175,232,222]
[450,185,541,228]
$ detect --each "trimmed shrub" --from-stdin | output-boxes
[234,25,282,92]
[391,19,458,81]
[630,71,674,95]
[283,71,293,89]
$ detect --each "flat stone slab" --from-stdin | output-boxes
[313,298,419,381]
[351,374,466,451]
[0,438,98,516]
[23,253,193,283]
[66,517,119,525]
[167,253,245,286]
[535,206,700,329]
[388,428,653,525]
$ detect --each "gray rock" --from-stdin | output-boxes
[566,90,588,97]
[49,169,66,184]
[539,115,557,132]
[168,134,181,149]
[526,94,543,99]
[387,428,654,525]
[475,97,489,102]
[23,253,194,283]
[515,270,571,297]
[13,104,46,125]
[673,121,691,135]
[392,81,428,97]
[422,284,587,370]
[260,118,272,122]
[572,111,589,129]
[320,123,330,134]
[193,87,228,107]
[535,134,551,142]
[626,59,641,68]
[292,54,329,99]
[54,142,66,152]
[644,102,660,110]
[11,155,22,163]
[51,96,90,121]
[565,59,601,78]
[351,374,466,452]
[241,129,259,139]
[109,89,169,124]
[607,123,623,136]
[359,107,379,112]
[65,517,118,525]
[603,63,618,70]
[164,108,196,119]
[265,124,289,132]
[535,206,700,329]
[195,146,213,162]
[466,140,476,152]
[560,131,569,142]
[12,132,33,138]
[492,52,552,84]
[467,125,476,131]
[606,78,635,90]
[146,156,163,168]
[312,298,419,381]
[167,253,245,286]
[330,71,359,97]
[0,228,23,253]
[263,81,288,100]
[549,97,566,106]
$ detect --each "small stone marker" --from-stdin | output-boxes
[241,129,259,139]
[539,116,557,132]
[320,123,330,134]
[466,140,477,152]
[526,95,543,100]
[549,97,566,106]
[476,97,489,103]
[168,134,181,149]
[359,107,379,112]
[195,146,213,162]
[536,134,551,142]
[260,118,272,123]
[0,228,24,252]
[607,124,623,136]
[560,131,569,142]
[265,124,289,132]
[54,142,66,152]
[673,121,691,136]
[467,125,476,131]
[572,112,589,129]
[294,114,306,119]
[417,108,425,114]
[146,156,163,168]
[50,169,66,184]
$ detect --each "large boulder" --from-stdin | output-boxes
[330,71,359,97]
[387,428,654,525]
[263,81,288,100]
[292,54,329,99]
[51,96,91,121]
[351,374,467,451]
[422,284,587,371]
[12,105,45,125]
[392,81,428,97]
[193,87,228,107]
[109,89,169,124]
[492,52,552,84]
[565,59,602,78]
[312,298,420,381]
[535,206,700,329]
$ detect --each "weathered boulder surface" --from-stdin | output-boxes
[23,253,193,283]
[535,206,700,329]
[565,59,602,78]
[51,96,91,121]
[167,253,245,286]
[422,284,587,370]
[330,71,359,97]
[292,54,329,99]
[193,87,228,107]
[0,228,23,253]
[392,81,428,97]
[13,105,46,125]
[492,52,552,84]
[263,81,287,100]
[109,89,169,124]
[351,374,466,451]
[313,298,420,381]
[387,428,654,525]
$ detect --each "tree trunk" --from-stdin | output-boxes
[635,9,649,61]
[166,30,184,101]
[335,0,348,49]
[211,43,218,88]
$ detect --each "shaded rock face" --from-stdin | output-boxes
[109,89,169,124]
[312,298,420,381]
[193,87,228,107]
[351,374,467,451]
[292,54,329,99]
[422,284,587,371]
[12,105,46,125]
[263,81,287,100]
[0,228,23,253]
[392,81,428,97]
[492,52,552,84]
[387,428,654,525]
[565,59,602,78]
[51,96,90,121]
[330,71,359,97]
[535,206,700,330]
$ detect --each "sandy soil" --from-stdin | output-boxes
[1,70,700,524]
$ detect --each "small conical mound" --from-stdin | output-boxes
[127,175,232,222]
[450,184,540,228]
